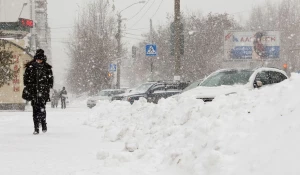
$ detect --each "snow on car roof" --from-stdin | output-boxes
[101,89,124,92]
[153,90,182,94]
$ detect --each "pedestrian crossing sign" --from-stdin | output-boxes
[109,64,117,72]
[146,44,157,56]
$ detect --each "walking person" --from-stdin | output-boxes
[60,87,67,109]
[23,49,53,135]
[54,90,59,108]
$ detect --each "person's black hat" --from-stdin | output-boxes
[36,49,44,56]
[34,49,47,61]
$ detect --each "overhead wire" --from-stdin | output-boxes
[123,36,145,41]
[150,0,164,19]
[124,32,145,37]
[127,0,150,21]
[130,0,157,29]
[124,28,148,31]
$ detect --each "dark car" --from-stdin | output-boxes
[112,81,190,104]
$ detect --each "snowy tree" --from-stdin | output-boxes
[66,0,118,94]
[134,12,239,82]
[247,0,300,72]
[0,49,18,88]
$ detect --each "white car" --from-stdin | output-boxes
[87,89,125,108]
[181,67,288,102]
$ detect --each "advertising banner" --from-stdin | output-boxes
[224,31,280,60]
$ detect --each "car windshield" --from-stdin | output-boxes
[182,79,203,92]
[134,83,155,93]
[200,70,254,87]
[98,91,113,96]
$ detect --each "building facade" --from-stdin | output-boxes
[0,39,33,110]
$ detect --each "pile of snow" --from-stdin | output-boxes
[85,73,300,175]
[68,93,89,108]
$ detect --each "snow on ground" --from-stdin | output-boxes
[85,73,300,175]
[1,74,300,175]
[0,96,185,175]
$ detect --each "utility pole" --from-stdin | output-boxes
[115,1,146,88]
[30,0,36,53]
[116,14,122,89]
[174,0,181,80]
[150,19,154,81]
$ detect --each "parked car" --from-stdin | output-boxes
[112,81,190,104]
[87,89,125,108]
[181,67,288,102]
[181,78,203,93]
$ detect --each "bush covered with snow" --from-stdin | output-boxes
[85,74,300,175]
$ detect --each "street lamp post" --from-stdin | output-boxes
[116,1,145,89]
[18,3,28,19]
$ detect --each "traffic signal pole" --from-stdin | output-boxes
[116,14,121,89]
[150,19,154,81]
[174,0,181,79]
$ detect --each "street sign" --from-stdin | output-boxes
[19,18,34,28]
[224,31,280,60]
[109,64,117,72]
[146,44,157,56]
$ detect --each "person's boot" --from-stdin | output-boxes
[41,118,47,133]
[33,128,39,135]
[42,122,47,133]
[33,121,39,135]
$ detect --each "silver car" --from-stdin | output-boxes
[87,89,125,108]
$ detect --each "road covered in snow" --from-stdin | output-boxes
[2,74,300,175]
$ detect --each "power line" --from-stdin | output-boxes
[123,36,145,41]
[130,0,157,29]
[124,32,145,37]
[124,28,148,31]
[128,0,150,21]
[50,26,74,29]
[151,0,164,19]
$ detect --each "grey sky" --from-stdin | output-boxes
[1,0,282,87]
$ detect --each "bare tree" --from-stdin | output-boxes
[66,0,117,94]
[247,0,300,72]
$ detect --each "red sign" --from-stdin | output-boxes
[19,18,34,28]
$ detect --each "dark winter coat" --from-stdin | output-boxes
[60,89,67,99]
[23,61,53,102]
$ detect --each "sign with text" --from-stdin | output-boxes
[224,31,280,60]
[19,18,34,28]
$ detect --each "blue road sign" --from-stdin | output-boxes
[109,64,117,72]
[146,44,157,56]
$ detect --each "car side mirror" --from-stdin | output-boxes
[255,80,263,88]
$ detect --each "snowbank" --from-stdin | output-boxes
[68,93,89,108]
[85,73,300,175]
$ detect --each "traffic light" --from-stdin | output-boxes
[132,46,137,58]
[283,63,288,72]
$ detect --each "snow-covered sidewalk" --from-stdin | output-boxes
[0,107,124,175]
